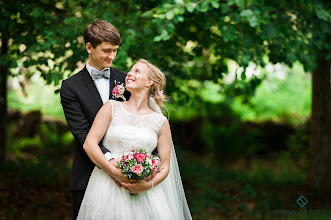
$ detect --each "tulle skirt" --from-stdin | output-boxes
[77,167,180,220]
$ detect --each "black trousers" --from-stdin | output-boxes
[72,190,85,219]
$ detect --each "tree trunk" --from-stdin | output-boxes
[0,36,8,161]
[308,55,331,193]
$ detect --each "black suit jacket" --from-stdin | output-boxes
[60,66,130,190]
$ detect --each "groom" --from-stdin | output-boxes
[60,19,130,219]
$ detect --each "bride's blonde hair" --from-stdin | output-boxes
[138,59,168,106]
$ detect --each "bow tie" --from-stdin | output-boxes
[91,68,110,80]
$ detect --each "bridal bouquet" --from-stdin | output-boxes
[116,149,160,181]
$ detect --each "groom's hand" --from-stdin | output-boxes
[108,159,130,184]
[109,158,118,167]
[108,159,122,187]
[110,175,122,187]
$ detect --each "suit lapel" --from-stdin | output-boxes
[80,67,103,108]
[109,67,114,100]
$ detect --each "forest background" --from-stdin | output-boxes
[0,0,330,219]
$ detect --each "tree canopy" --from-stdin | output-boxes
[2,0,329,91]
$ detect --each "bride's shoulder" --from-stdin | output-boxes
[158,113,167,121]
[107,99,121,107]
[150,112,167,127]
[155,116,169,135]
[104,100,120,112]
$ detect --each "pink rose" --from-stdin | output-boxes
[112,86,119,95]
[132,164,144,176]
[136,154,145,162]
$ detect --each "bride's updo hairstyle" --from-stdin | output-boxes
[138,59,168,106]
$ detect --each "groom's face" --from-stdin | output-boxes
[86,42,119,70]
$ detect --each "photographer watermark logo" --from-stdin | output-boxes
[275,195,327,216]
[297,195,308,208]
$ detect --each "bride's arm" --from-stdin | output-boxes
[121,119,172,193]
[83,101,128,183]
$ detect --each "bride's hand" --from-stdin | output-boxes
[121,180,153,194]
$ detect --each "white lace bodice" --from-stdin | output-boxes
[102,100,166,158]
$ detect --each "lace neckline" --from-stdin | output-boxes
[119,102,156,117]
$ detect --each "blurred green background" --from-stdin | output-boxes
[1,0,330,219]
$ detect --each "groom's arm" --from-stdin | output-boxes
[60,79,111,156]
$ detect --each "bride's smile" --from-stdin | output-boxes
[125,62,153,92]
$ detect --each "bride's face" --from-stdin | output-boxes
[125,62,153,92]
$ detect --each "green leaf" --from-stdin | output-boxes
[221,25,235,42]
[177,15,184,22]
[166,10,174,20]
[168,22,175,33]
[175,0,184,5]
[211,1,220,9]
[199,1,209,12]
[316,8,331,22]
[240,9,253,17]
[227,0,236,6]
[248,16,258,27]
[186,2,197,13]
[161,29,169,40]
[153,35,162,42]
[235,0,245,8]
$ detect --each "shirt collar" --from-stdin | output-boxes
[86,61,110,77]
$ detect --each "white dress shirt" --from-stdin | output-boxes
[86,61,114,160]
[86,61,110,104]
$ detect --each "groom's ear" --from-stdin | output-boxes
[86,42,92,54]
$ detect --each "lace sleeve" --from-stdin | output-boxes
[157,116,167,136]
[107,100,121,126]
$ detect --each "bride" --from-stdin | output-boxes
[77,59,192,219]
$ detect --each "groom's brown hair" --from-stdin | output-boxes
[84,19,121,48]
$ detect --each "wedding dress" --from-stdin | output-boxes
[77,99,192,220]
